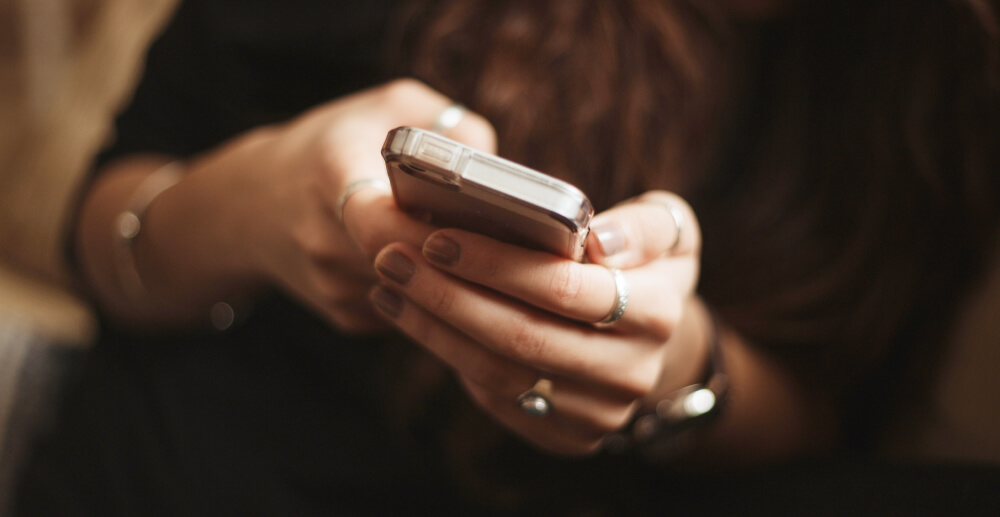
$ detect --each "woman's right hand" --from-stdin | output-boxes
[224,80,495,332]
[80,79,495,332]
[210,80,496,333]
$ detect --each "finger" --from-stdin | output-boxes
[586,191,700,269]
[619,257,697,340]
[370,283,638,435]
[310,254,377,283]
[291,287,390,335]
[328,79,497,213]
[486,375,639,438]
[368,284,539,399]
[422,229,695,335]
[342,191,439,257]
[461,379,605,456]
[372,244,662,397]
[324,304,394,335]
[288,270,382,324]
[371,79,497,153]
[461,376,643,456]
[328,79,494,180]
[422,229,615,323]
[336,81,498,254]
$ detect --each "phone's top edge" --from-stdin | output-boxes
[383,126,594,228]
[461,154,594,229]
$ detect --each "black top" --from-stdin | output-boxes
[100,0,400,158]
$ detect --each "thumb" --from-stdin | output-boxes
[586,191,700,269]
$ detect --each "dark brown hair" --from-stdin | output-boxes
[388,0,1000,467]
[393,0,733,207]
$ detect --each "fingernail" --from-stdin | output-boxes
[369,286,403,318]
[375,250,416,285]
[592,222,626,257]
[424,235,461,266]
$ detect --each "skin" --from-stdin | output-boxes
[78,79,494,331]
[368,193,835,459]
[76,79,836,465]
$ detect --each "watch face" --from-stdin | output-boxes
[611,311,729,460]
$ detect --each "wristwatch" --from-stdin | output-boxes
[604,310,729,461]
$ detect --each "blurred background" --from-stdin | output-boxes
[0,0,176,511]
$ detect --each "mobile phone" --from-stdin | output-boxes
[382,126,593,262]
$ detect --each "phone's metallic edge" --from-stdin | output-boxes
[382,126,594,233]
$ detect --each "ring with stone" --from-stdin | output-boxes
[517,377,553,417]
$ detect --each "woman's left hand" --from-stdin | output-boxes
[369,191,709,455]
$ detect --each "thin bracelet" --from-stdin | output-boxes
[114,162,185,301]
[603,307,729,460]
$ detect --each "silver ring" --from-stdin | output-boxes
[336,178,390,224]
[655,201,684,253]
[431,104,466,135]
[595,267,629,326]
[517,377,553,417]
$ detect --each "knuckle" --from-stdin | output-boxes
[381,78,427,106]
[548,263,585,309]
[352,224,386,258]
[646,296,683,342]
[645,314,676,344]
[353,234,380,259]
[345,198,395,257]
[429,284,458,315]
[479,253,503,280]
[502,313,548,361]
[617,362,660,399]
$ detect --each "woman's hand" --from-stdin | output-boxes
[82,79,495,331]
[368,191,709,454]
[216,79,494,333]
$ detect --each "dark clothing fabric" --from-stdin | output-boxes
[13,299,474,515]
[97,0,400,160]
